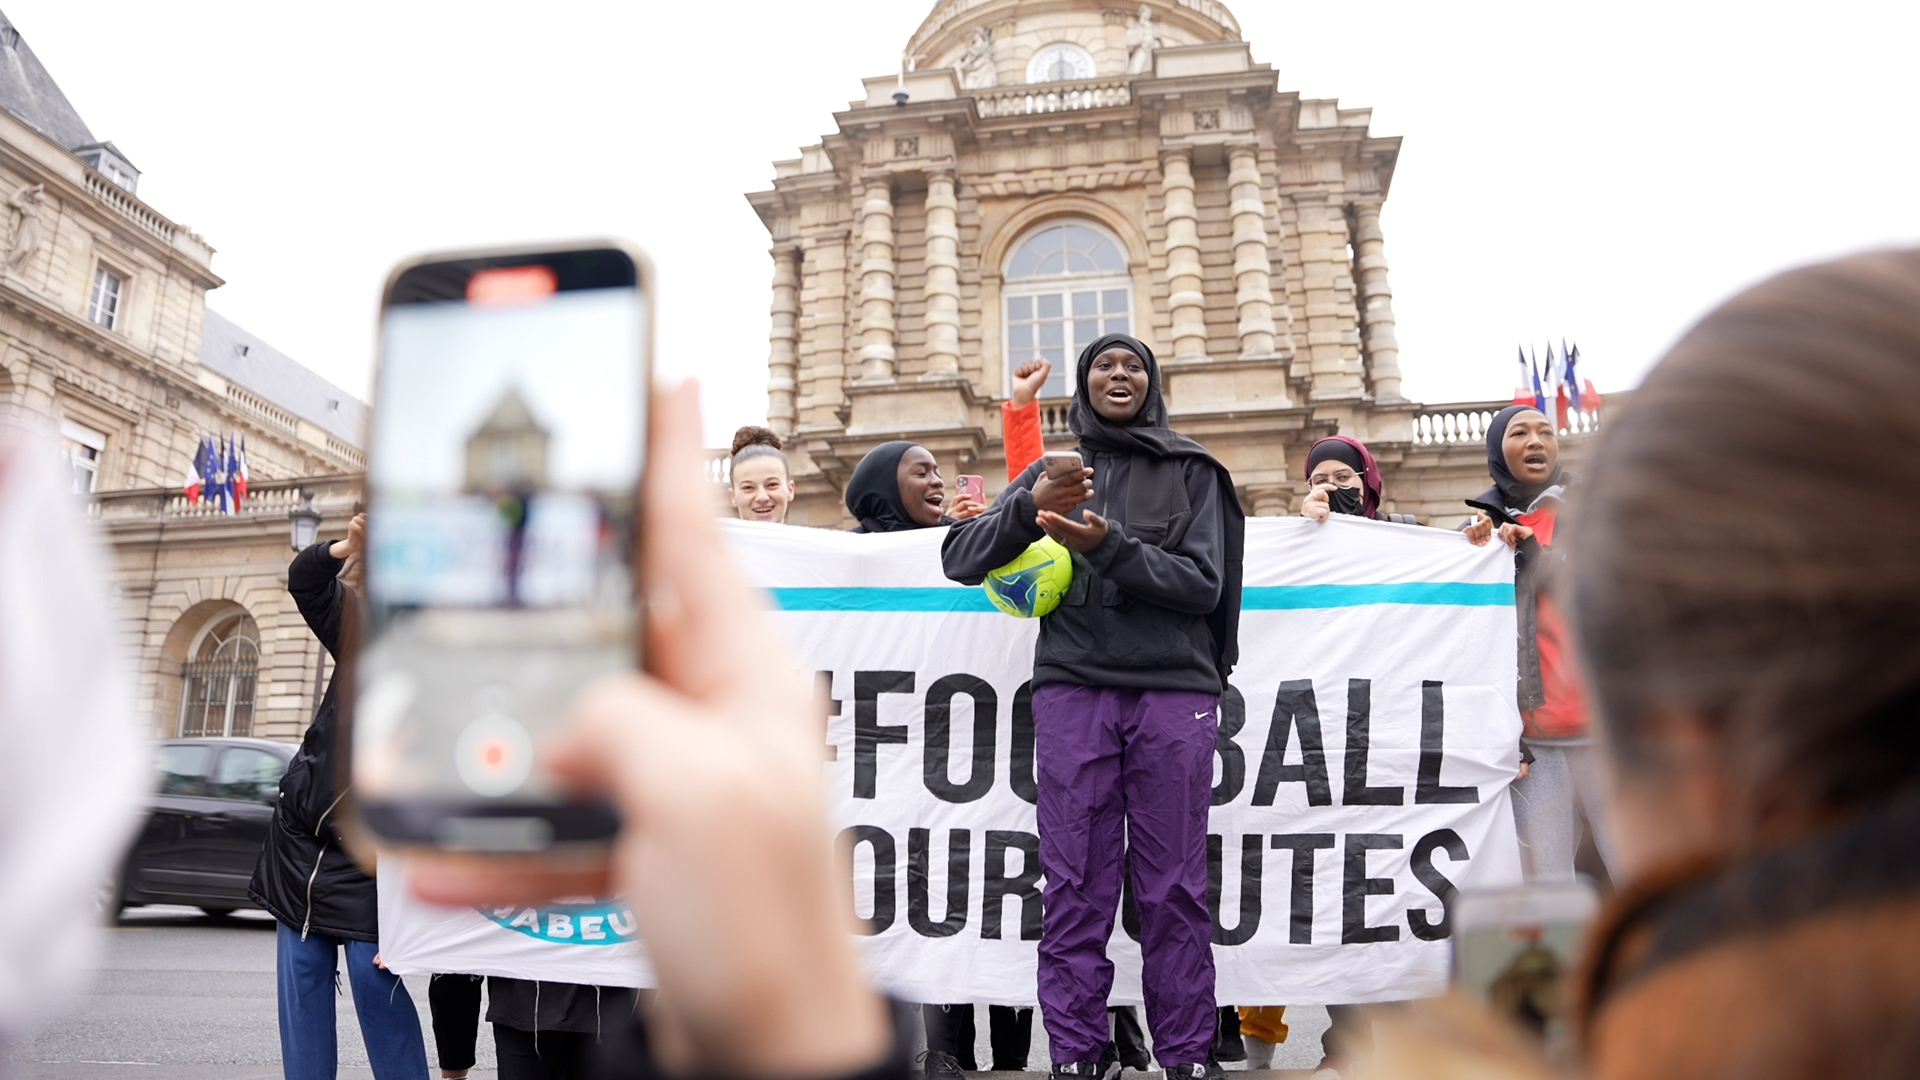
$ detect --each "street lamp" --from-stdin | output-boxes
[288,491,322,551]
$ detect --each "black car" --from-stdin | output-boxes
[114,737,295,917]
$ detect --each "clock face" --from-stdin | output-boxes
[1026,43,1096,83]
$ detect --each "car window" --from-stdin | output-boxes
[212,747,287,803]
[155,744,213,796]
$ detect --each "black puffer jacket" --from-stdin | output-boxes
[247,541,379,940]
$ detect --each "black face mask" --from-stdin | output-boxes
[1328,485,1365,517]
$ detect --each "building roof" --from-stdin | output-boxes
[0,9,96,151]
[198,309,368,448]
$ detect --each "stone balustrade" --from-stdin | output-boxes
[1413,400,1605,446]
[89,474,363,525]
[974,77,1131,118]
[85,171,176,243]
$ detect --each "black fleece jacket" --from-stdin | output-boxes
[941,453,1229,693]
[247,541,379,940]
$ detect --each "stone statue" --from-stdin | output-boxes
[957,26,996,90]
[1125,4,1161,76]
[5,183,44,273]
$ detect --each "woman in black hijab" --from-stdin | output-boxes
[942,333,1244,1080]
[843,441,981,533]
[1463,404,1613,883]
[1298,435,1419,525]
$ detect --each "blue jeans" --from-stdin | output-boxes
[276,922,429,1080]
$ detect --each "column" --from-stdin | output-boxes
[855,176,898,383]
[1243,482,1292,518]
[1227,143,1278,358]
[1159,148,1207,359]
[766,242,801,434]
[1350,199,1404,401]
[1290,190,1363,399]
[921,167,962,378]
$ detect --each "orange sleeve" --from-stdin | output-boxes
[1002,399,1046,481]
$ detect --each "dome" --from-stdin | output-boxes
[909,0,1240,86]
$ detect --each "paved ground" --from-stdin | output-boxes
[10,905,497,1080]
[11,905,1335,1079]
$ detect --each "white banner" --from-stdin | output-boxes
[379,856,654,987]
[381,515,1521,1004]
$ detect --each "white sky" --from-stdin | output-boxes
[17,1,1920,445]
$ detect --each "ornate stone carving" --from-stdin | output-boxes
[5,183,45,273]
[957,26,997,90]
[894,137,920,158]
[1125,5,1161,76]
[1193,109,1220,131]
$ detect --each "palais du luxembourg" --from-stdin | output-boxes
[4,0,1600,742]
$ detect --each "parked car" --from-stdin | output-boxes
[113,737,295,917]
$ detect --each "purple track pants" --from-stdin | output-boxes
[1032,683,1219,1067]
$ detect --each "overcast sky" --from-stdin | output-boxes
[17,1,1920,444]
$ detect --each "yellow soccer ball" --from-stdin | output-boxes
[983,537,1073,618]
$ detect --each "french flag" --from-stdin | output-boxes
[182,437,208,503]
[232,434,249,509]
[1512,346,1534,406]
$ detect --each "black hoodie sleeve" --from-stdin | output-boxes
[941,462,1049,585]
[288,541,347,658]
[1081,459,1224,615]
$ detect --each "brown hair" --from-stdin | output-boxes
[1568,248,1920,832]
[730,425,788,478]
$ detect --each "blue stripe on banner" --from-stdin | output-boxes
[1241,582,1513,609]
[770,588,1001,612]
[768,582,1512,612]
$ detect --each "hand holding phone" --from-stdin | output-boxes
[1452,880,1600,1050]
[348,243,651,868]
[1033,451,1092,516]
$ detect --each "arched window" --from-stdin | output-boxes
[178,612,260,737]
[1003,222,1131,399]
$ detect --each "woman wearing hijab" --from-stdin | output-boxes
[844,440,999,1079]
[844,441,982,533]
[1298,435,1418,524]
[1463,405,1613,882]
[943,334,1246,1080]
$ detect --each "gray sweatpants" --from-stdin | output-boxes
[1511,742,1616,881]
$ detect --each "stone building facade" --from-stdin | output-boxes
[748,0,1597,527]
[0,11,362,741]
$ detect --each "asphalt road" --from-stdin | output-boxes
[10,905,1335,1079]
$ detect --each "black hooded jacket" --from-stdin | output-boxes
[247,541,379,940]
[941,334,1245,693]
[1463,404,1572,716]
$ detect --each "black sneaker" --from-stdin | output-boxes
[1164,1064,1209,1080]
[1054,1062,1106,1080]
[920,1051,964,1080]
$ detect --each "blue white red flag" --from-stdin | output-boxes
[1530,349,1546,414]
[1512,347,1533,406]
[183,438,207,503]
[233,435,249,508]
[1563,340,1583,410]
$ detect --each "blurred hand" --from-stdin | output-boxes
[407,380,889,1079]
[1010,358,1052,409]
[329,512,366,560]
[1463,513,1494,546]
[947,495,986,521]
[1038,508,1109,553]
[1031,467,1093,516]
[1497,523,1535,550]
[1302,484,1334,523]
[1517,761,1531,781]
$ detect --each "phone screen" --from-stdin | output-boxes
[355,250,647,850]
[1451,880,1599,1050]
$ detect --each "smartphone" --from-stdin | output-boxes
[1042,450,1084,481]
[956,474,984,504]
[1451,879,1601,1050]
[346,242,651,861]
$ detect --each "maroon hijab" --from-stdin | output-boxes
[1304,435,1384,519]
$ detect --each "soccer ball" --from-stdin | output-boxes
[983,537,1073,618]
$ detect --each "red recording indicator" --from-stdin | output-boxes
[467,265,557,305]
